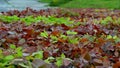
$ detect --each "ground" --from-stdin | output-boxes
[0,8,120,68]
[0,0,120,68]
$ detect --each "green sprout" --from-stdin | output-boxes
[40,31,49,38]
[66,30,77,35]
[55,53,66,67]
[32,51,43,59]
[68,38,79,44]
[106,35,120,43]
[50,35,58,43]
[60,34,68,40]
[10,44,16,49]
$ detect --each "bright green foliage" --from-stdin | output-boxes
[10,44,16,49]
[40,16,74,26]
[24,15,118,26]
[0,55,15,67]
[40,31,49,38]
[61,53,66,58]
[55,53,66,67]
[0,15,19,23]
[2,15,120,27]
[0,50,3,58]
[0,44,24,67]
[106,35,120,43]
[50,35,58,43]
[45,57,55,63]
[60,34,68,40]
[106,35,113,40]
[66,30,77,35]
[74,22,81,26]
[113,35,117,39]
[14,47,23,57]
[66,30,79,44]
[32,51,43,59]
[0,15,75,26]
[21,16,35,25]
[101,16,113,25]
[112,18,120,25]
[0,44,72,67]
[68,38,79,44]
[45,53,72,67]
[114,37,120,43]
[93,16,120,25]
[4,55,14,61]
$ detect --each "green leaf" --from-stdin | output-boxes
[15,47,22,52]
[16,52,23,57]
[75,22,81,26]
[55,53,66,67]
[40,31,48,38]
[101,20,108,25]
[32,51,43,59]
[60,34,67,40]
[0,50,2,54]
[113,35,118,39]
[19,63,29,68]
[0,50,3,58]
[105,16,113,22]
[115,38,120,43]
[25,22,32,26]
[4,55,14,61]
[68,38,79,44]
[10,44,16,49]
[14,47,23,57]
[61,53,65,58]
[50,35,58,43]
[67,30,77,35]
[106,35,112,39]
[45,57,55,63]
[0,62,9,67]
[55,57,63,67]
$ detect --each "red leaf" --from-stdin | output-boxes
[113,61,120,68]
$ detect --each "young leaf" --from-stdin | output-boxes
[60,34,67,40]
[14,47,23,57]
[61,53,65,58]
[4,55,14,61]
[40,31,48,38]
[10,44,16,49]
[55,57,63,67]
[68,38,79,44]
[50,35,58,43]
[32,51,43,59]
[106,35,112,40]
[19,63,29,68]
[45,57,55,63]
[66,30,77,35]
[0,50,3,58]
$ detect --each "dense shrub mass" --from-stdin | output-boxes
[0,8,120,68]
